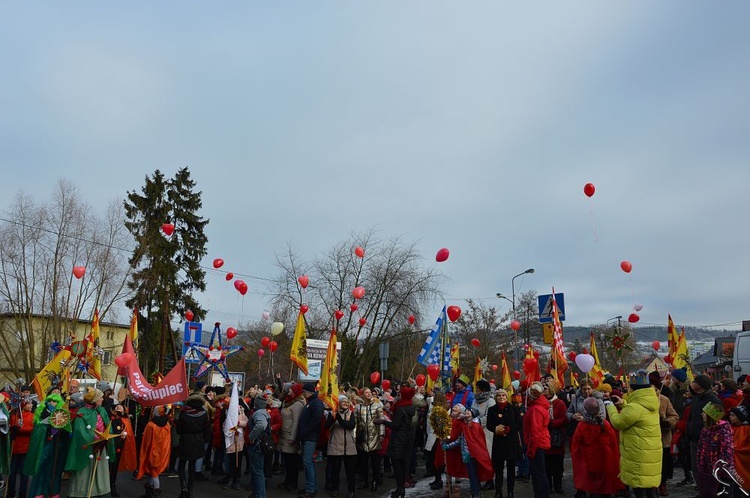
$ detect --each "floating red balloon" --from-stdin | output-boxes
[620,261,633,273]
[427,364,440,381]
[334,310,344,321]
[115,353,133,367]
[269,341,278,353]
[300,305,309,314]
[261,336,271,347]
[354,246,365,258]
[415,374,426,387]
[513,370,521,380]
[370,371,380,385]
[471,338,480,348]
[298,275,309,289]
[583,183,596,198]
[628,313,640,323]
[382,379,391,391]
[226,327,237,339]
[665,356,673,365]
[591,377,600,388]
[408,315,415,325]
[491,364,498,371]
[161,223,174,236]
[72,266,86,279]
[520,379,529,390]
[234,280,248,295]
[213,258,224,269]
[350,303,358,312]
[185,310,194,322]
[225,272,234,281]
[447,305,462,322]
[359,318,367,326]
[435,248,450,263]
[652,340,660,351]
[257,349,265,357]
[568,351,577,362]
[523,357,537,370]
[352,286,365,299]
[510,320,521,331]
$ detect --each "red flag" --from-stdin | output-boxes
[550,289,568,386]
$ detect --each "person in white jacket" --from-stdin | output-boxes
[473,379,496,491]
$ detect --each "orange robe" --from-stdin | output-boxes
[137,420,171,478]
[733,425,750,492]
[118,417,138,472]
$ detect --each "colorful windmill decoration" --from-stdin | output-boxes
[188,322,244,382]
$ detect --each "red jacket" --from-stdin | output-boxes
[571,419,623,495]
[10,411,34,454]
[444,418,494,481]
[267,406,282,444]
[547,396,568,456]
[523,395,551,458]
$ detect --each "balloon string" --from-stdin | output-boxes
[589,204,599,243]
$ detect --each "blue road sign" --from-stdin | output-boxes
[183,321,203,364]
[538,293,565,323]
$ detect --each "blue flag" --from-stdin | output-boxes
[417,306,447,367]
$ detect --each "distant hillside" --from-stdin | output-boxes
[562,325,736,343]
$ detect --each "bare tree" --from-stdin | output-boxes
[451,299,514,377]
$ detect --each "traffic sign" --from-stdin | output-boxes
[538,293,565,323]
[182,321,203,364]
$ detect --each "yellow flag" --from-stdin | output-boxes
[570,369,579,388]
[290,312,309,375]
[130,307,139,346]
[673,329,694,381]
[88,309,102,380]
[667,314,679,359]
[319,327,339,411]
[501,352,513,392]
[31,349,72,399]
[589,332,606,381]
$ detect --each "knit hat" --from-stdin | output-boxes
[453,403,467,413]
[338,394,348,404]
[83,387,104,405]
[529,382,544,397]
[630,369,650,389]
[475,380,491,392]
[702,402,725,422]
[290,383,303,398]
[730,405,749,423]
[611,388,623,399]
[648,371,662,388]
[97,381,112,392]
[494,388,509,398]
[596,383,612,394]
[545,379,559,395]
[583,397,600,415]
[400,386,415,402]
[254,394,269,409]
[671,368,687,383]
[693,374,712,392]
[302,382,317,394]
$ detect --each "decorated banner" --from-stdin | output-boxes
[31,349,72,400]
[118,335,188,406]
[298,338,341,382]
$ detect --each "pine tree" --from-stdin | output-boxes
[124,167,209,373]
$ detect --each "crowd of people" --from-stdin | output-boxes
[0,369,748,498]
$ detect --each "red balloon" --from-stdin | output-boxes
[359,318,367,326]
[115,353,133,367]
[582,347,589,355]
[652,341,661,351]
[513,370,521,380]
[269,341,278,353]
[520,380,529,390]
[185,310,194,322]
[350,303,359,312]
[261,336,271,347]
[370,371,380,385]
[510,320,521,331]
[161,223,174,236]
[620,260,633,273]
[334,310,344,321]
[491,364,498,371]
[257,348,265,357]
[72,266,86,279]
[382,379,391,391]
[300,305,309,314]
[628,313,640,323]
[427,364,440,381]
[435,248,450,263]
[408,315,415,325]
[568,351,577,362]
[225,272,234,281]
[591,377,600,388]
[352,286,365,299]
[415,374,426,387]
[665,356,673,365]
[354,246,365,258]
[238,282,248,295]
[471,338,480,348]
[226,327,237,339]
[447,305,462,322]
[298,275,309,289]
[523,357,537,369]
[583,183,596,198]
[213,258,224,269]
[533,350,540,359]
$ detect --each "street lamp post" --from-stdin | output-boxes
[500,268,535,371]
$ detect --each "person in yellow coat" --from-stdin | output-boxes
[605,370,662,498]
[137,406,172,498]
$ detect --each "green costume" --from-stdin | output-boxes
[23,394,72,498]
[64,404,115,498]
[0,401,10,475]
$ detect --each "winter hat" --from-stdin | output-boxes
[730,405,749,423]
[494,388,509,398]
[693,374,712,392]
[338,394,348,404]
[648,371,662,388]
[97,381,112,392]
[611,389,623,399]
[529,382,544,397]
[83,387,104,405]
[302,382,317,394]
[453,403,467,413]
[475,380,491,392]
[630,369,651,390]
[596,383,612,394]
[702,402,725,422]
[671,368,688,383]
[456,375,470,388]
[399,386,415,402]
[545,379,560,395]
[290,383,303,398]
[254,394,269,409]
[583,397,599,415]
[469,407,480,419]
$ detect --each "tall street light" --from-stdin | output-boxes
[505,268,535,370]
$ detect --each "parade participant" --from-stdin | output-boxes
[278,383,304,492]
[570,396,621,498]
[23,393,71,498]
[451,376,474,409]
[442,405,494,498]
[108,403,137,498]
[296,383,323,498]
[486,389,522,498]
[473,380,496,492]
[7,400,34,498]
[524,382,551,498]
[511,392,530,482]
[606,371,662,498]
[136,405,172,498]
[718,378,742,414]
[0,392,10,492]
[354,387,384,492]
[728,405,750,494]
[651,373,678,496]
[542,379,567,495]
[685,374,722,485]
[176,395,211,498]
[64,387,116,498]
[326,395,357,498]
[567,379,605,436]
[376,386,417,498]
[696,402,734,497]
[246,394,270,498]
[266,394,283,477]
[221,394,248,491]
[426,390,448,491]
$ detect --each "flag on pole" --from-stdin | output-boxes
[549,290,568,386]
[569,369,579,388]
[87,309,102,380]
[417,306,447,366]
[667,314,679,360]
[523,344,541,383]
[501,352,513,392]
[473,357,483,386]
[290,312,309,375]
[673,328,694,381]
[130,307,139,347]
[223,381,241,450]
[31,349,73,400]
[589,332,606,381]
[319,327,339,411]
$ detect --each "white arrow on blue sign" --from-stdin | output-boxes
[538,293,565,323]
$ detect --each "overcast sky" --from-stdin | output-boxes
[2,2,749,333]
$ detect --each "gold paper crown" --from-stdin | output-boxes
[702,402,725,422]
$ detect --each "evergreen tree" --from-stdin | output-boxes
[124,167,209,373]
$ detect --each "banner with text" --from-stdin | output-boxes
[122,351,188,406]
[298,338,341,382]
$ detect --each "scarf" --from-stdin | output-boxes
[475,391,491,404]
[583,410,604,426]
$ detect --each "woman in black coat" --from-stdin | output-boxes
[377,386,417,498]
[176,395,212,498]
[485,389,522,498]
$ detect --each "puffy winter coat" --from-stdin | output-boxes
[279,396,305,453]
[326,409,357,456]
[354,398,385,453]
[606,387,662,489]
[176,399,211,460]
[296,392,324,443]
[657,393,678,448]
[523,395,551,458]
[486,402,522,460]
[384,402,416,459]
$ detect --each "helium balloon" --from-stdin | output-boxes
[72,266,86,279]
[520,380,529,390]
[523,357,538,370]
[270,322,284,336]
[185,310,194,322]
[257,349,265,357]
[591,377,600,388]
[427,364,440,381]
[226,327,237,339]
[297,275,309,289]
[115,353,133,367]
[334,310,344,321]
[471,338,480,348]
[370,371,380,385]
[354,246,365,258]
[575,353,595,373]
[513,370,521,380]
[628,313,640,323]
[583,183,596,198]
[225,272,234,281]
[511,380,520,389]
[350,303,358,312]
[510,320,521,331]
[446,305,462,322]
[161,223,175,236]
[300,305,309,314]
[415,374,426,387]
[652,341,660,351]
[382,379,391,391]
[261,336,271,348]
[262,311,271,320]
[568,351,577,362]
[359,318,367,326]
[435,248,450,263]
[269,341,278,353]
[237,282,248,296]
[634,303,643,312]
[213,258,224,269]
[408,315,415,325]
[491,364,498,371]
[665,356,673,365]
[620,261,633,273]
[352,286,365,299]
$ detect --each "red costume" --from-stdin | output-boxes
[523,395,550,458]
[570,419,623,495]
[118,416,138,472]
[444,417,494,481]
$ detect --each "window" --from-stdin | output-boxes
[103,351,112,365]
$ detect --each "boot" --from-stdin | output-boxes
[507,493,514,498]
[370,481,377,492]
[152,489,161,497]
[389,488,405,498]
[110,484,120,498]
[221,478,237,490]
[429,479,443,490]
[494,490,503,498]
[140,484,153,498]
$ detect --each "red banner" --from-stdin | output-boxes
[119,335,188,407]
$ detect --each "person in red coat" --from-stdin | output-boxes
[443,404,494,498]
[7,400,34,498]
[543,378,568,494]
[523,382,551,498]
[571,397,622,497]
